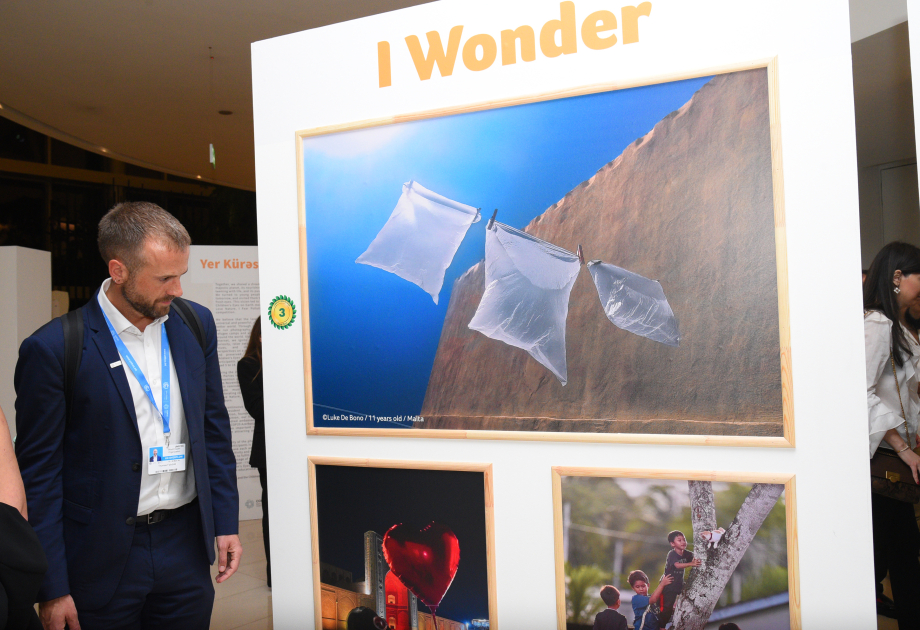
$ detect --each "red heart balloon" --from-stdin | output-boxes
[382,522,460,609]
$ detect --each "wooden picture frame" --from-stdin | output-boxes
[296,57,792,447]
[551,467,800,630]
[307,457,499,629]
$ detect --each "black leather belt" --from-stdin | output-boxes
[138,498,197,526]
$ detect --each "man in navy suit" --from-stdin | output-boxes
[15,202,242,629]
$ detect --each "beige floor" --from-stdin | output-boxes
[210,519,272,630]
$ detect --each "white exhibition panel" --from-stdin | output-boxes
[909,0,920,188]
[0,246,52,438]
[182,245,263,521]
[252,1,868,627]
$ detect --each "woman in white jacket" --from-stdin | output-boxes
[864,241,920,627]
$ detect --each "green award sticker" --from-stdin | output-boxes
[268,295,296,330]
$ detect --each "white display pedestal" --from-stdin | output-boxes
[0,246,51,439]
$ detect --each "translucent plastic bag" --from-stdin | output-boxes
[356,181,480,304]
[587,260,680,347]
[468,222,581,385]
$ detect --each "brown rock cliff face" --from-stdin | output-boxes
[419,68,783,436]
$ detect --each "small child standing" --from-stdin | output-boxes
[659,530,702,625]
[592,585,627,630]
[628,570,673,630]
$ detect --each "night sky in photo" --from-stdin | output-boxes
[314,465,489,623]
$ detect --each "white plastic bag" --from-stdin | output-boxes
[587,260,680,347]
[356,181,480,304]
[468,222,581,385]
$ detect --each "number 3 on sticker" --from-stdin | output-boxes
[268,295,296,330]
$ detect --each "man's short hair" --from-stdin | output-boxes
[599,585,620,606]
[98,201,191,270]
[718,624,741,630]
[627,570,649,587]
[667,530,685,543]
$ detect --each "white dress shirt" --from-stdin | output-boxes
[98,279,197,515]
[865,310,920,456]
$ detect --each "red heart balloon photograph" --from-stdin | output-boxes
[312,463,492,630]
[383,522,461,609]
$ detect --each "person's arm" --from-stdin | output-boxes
[14,332,73,605]
[0,405,27,518]
[236,358,264,424]
[883,427,920,483]
[649,574,674,602]
[198,307,242,583]
[39,596,81,630]
[866,316,913,455]
[674,558,701,569]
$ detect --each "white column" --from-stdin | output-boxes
[0,246,52,439]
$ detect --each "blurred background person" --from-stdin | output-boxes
[0,404,46,630]
[238,317,270,587]
[863,242,920,627]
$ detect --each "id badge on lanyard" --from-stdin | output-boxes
[102,312,187,475]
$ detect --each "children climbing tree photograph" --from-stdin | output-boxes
[553,469,798,630]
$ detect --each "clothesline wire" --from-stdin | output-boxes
[490,220,580,260]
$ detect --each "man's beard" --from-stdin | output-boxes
[123,278,171,320]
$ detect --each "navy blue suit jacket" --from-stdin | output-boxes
[14,293,239,609]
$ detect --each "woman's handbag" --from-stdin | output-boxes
[869,353,920,504]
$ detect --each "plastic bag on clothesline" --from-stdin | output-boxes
[586,260,680,347]
[468,221,581,385]
[356,181,480,304]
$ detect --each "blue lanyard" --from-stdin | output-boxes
[101,311,172,439]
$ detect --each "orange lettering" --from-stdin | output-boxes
[540,2,577,58]
[377,41,391,87]
[405,26,464,80]
[622,2,652,44]
[501,26,536,65]
[463,34,497,71]
[582,10,618,50]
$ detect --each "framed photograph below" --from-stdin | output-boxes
[551,468,799,630]
[297,58,791,446]
[307,458,497,629]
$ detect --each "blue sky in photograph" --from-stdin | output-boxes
[303,75,712,428]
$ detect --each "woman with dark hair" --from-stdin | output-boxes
[864,242,920,626]
[237,317,270,587]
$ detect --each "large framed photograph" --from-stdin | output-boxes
[307,458,497,629]
[551,468,799,630]
[296,58,792,446]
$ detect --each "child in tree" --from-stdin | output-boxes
[659,530,701,624]
[628,570,673,630]
[592,585,627,630]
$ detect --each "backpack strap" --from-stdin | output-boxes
[170,297,206,352]
[61,307,84,417]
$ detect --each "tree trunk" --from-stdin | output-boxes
[670,482,785,630]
